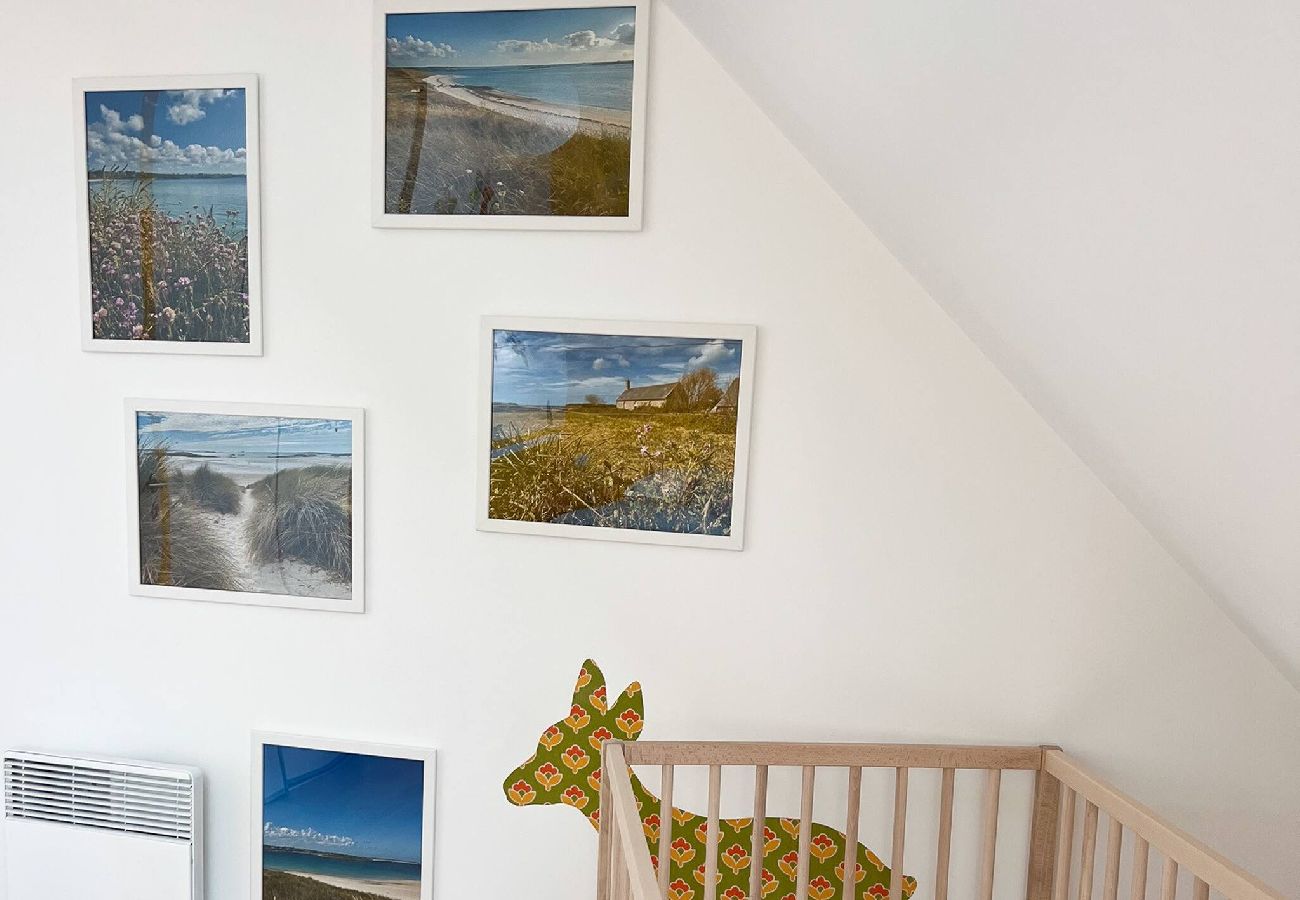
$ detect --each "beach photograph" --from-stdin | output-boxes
[482,321,755,546]
[131,404,361,609]
[261,741,428,900]
[78,79,258,350]
[380,2,645,222]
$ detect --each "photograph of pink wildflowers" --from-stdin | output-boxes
[77,78,260,353]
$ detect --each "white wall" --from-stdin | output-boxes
[1,2,1297,898]
[663,0,1300,690]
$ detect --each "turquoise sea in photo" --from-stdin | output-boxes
[89,175,248,237]
[263,848,421,882]
[427,60,634,112]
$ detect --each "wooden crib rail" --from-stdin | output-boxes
[597,741,1285,900]
[599,742,664,900]
[1042,751,1284,900]
[621,742,1044,770]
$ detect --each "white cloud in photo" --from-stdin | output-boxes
[496,38,551,54]
[495,25,632,59]
[87,103,246,174]
[263,822,355,849]
[137,413,344,440]
[387,35,457,66]
[555,375,630,390]
[688,339,736,369]
[563,29,609,49]
[592,355,629,370]
[165,89,234,126]
[98,105,143,134]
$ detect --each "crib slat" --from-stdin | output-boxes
[597,746,615,900]
[750,765,769,900]
[1103,819,1123,900]
[841,767,863,900]
[1191,879,1209,900]
[796,766,815,900]
[1078,802,1099,900]
[979,768,1001,900]
[1160,859,1178,900]
[1129,837,1149,900]
[705,765,721,900]
[935,768,955,900]
[609,806,627,900]
[1027,762,1064,900]
[1053,788,1077,900]
[658,765,674,897]
[615,845,631,900]
[889,767,909,900]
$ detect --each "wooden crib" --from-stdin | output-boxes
[595,742,1283,900]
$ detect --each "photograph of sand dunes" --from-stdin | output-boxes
[75,75,261,354]
[127,400,365,612]
[256,735,435,900]
[375,0,649,229]
[478,317,756,549]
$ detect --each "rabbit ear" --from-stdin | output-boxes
[608,681,646,741]
[570,659,606,709]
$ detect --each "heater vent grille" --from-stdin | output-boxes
[4,752,194,841]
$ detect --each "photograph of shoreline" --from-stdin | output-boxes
[483,323,754,543]
[133,407,356,606]
[382,4,641,219]
[262,743,427,900]
[80,82,255,347]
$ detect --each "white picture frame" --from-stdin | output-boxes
[252,732,437,900]
[126,398,365,612]
[477,316,756,549]
[372,0,650,231]
[75,74,263,354]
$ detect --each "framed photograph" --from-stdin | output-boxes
[75,75,262,354]
[126,399,364,612]
[373,0,650,230]
[253,733,436,900]
[478,317,756,549]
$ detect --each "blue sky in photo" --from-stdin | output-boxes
[262,745,424,864]
[492,330,742,406]
[85,88,246,175]
[387,7,635,68]
[137,412,352,457]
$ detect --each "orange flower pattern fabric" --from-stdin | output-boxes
[503,660,917,900]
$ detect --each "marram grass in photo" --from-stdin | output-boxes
[490,408,736,533]
[138,449,243,591]
[246,467,353,580]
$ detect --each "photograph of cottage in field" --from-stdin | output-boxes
[482,321,754,546]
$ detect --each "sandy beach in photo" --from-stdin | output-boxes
[285,871,420,900]
[424,73,631,135]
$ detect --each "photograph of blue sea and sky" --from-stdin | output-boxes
[263,744,425,900]
[384,6,637,216]
[489,329,743,535]
[84,87,251,343]
[135,411,353,600]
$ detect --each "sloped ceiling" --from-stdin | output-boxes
[663,0,1300,685]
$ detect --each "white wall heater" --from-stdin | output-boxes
[3,750,203,900]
